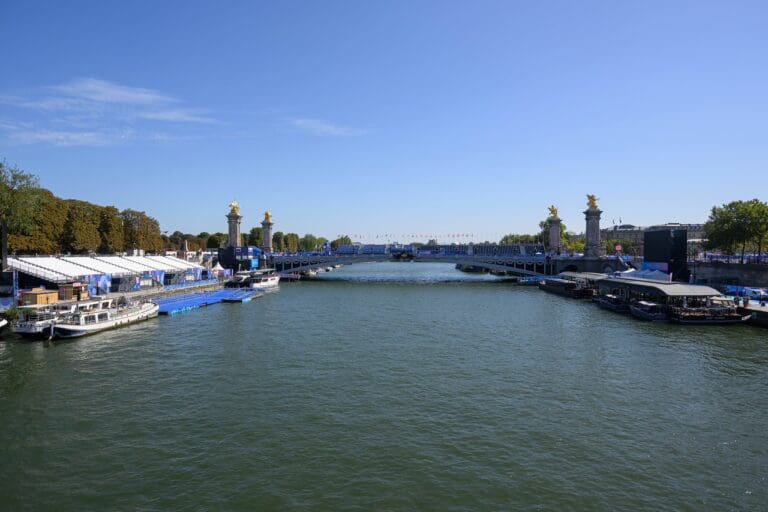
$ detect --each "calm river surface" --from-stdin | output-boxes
[1,263,766,511]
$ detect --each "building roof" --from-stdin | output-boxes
[597,277,720,297]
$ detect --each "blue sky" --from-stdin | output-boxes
[1,0,766,243]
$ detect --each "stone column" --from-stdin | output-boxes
[226,212,242,248]
[261,211,274,254]
[584,207,603,258]
[547,216,562,255]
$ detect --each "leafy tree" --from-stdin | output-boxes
[99,206,124,253]
[206,233,227,249]
[330,235,352,250]
[0,161,40,268]
[299,233,318,252]
[122,209,163,252]
[168,230,185,249]
[272,231,285,252]
[247,227,263,247]
[284,233,300,253]
[705,199,768,262]
[8,189,68,254]
[62,200,102,253]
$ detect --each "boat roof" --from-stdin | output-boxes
[598,277,720,297]
[559,271,606,281]
[637,300,661,306]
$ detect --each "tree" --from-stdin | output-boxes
[272,231,285,252]
[330,235,352,250]
[168,230,185,249]
[299,233,318,252]
[247,227,263,247]
[8,189,68,254]
[566,235,585,254]
[99,206,124,253]
[284,233,300,253]
[705,199,768,263]
[62,200,101,254]
[206,233,227,249]
[0,161,40,269]
[122,209,163,252]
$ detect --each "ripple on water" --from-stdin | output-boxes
[1,263,767,511]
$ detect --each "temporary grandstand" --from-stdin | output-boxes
[7,254,208,294]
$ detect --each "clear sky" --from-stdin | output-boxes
[1,0,766,243]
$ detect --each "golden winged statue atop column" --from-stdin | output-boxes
[229,200,240,215]
[586,194,598,209]
[548,205,558,218]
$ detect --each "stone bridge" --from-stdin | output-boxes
[270,253,630,277]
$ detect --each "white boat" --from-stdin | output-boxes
[53,299,159,339]
[12,301,82,339]
[248,268,280,289]
[0,318,7,331]
[231,271,252,286]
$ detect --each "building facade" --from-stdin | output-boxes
[601,223,704,257]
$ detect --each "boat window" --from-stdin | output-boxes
[98,313,108,321]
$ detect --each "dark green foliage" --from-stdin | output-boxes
[704,199,768,262]
[1,161,40,268]
[206,233,227,249]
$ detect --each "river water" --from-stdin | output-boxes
[1,263,766,511]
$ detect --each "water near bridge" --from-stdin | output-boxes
[1,263,766,510]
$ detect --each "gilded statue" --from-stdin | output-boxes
[229,200,240,215]
[548,205,558,218]
[264,210,272,223]
[586,194,598,209]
